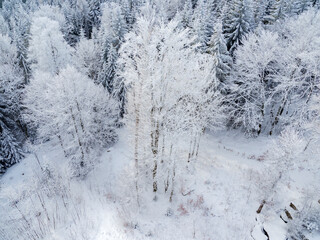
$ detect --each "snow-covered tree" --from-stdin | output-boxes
[118,10,224,200]
[0,15,9,35]
[28,15,73,75]
[74,33,102,82]
[23,66,119,176]
[0,125,23,173]
[6,3,32,82]
[292,0,314,14]
[223,0,252,54]
[32,4,67,32]
[97,2,129,116]
[192,0,215,52]
[230,9,320,135]
[152,0,185,21]
[179,0,194,28]
[61,0,89,46]
[229,30,280,135]
[207,21,232,90]
[266,0,289,24]
[252,0,269,25]
[0,34,25,173]
[98,2,128,89]
[87,0,103,38]
[270,9,320,134]
[271,127,306,165]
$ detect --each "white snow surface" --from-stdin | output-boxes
[0,129,319,240]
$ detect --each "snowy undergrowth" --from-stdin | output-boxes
[1,130,319,240]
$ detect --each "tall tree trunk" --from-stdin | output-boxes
[134,109,140,206]
[133,84,141,207]
[151,120,160,193]
[188,131,202,162]
[269,98,287,135]
[169,160,176,203]
[150,104,161,193]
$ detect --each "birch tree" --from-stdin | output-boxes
[118,9,224,201]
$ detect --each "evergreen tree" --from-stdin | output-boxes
[0,14,9,35]
[262,0,293,24]
[223,0,252,55]
[61,0,89,46]
[98,2,128,114]
[0,124,23,173]
[101,44,118,93]
[7,3,32,82]
[0,34,25,173]
[192,0,215,52]
[121,0,136,25]
[292,0,313,14]
[261,0,277,24]
[253,0,269,25]
[87,0,103,38]
[209,0,227,18]
[207,22,233,92]
[179,0,193,28]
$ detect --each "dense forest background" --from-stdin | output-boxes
[0,0,320,239]
[1,0,320,173]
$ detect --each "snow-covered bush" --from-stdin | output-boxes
[271,127,306,165]
[287,201,320,240]
[0,159,110,240]
[264,127,306,195]
[255,127,306,213]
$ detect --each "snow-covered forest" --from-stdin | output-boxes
[0,0,320,239]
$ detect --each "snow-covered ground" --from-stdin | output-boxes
[1,130,319,240]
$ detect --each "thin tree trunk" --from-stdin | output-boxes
[69,107,85,164]
[133,83,141,207]
[57,133,67,158]
[152,121,160,193]
[161,135,165,163]
[188,135,194,163]
[195,132,202,158]
[191,134,198,159]
[134,112,140,207]
[150,104,160,193]
[169,160,176,203]
[188,132,201,162]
